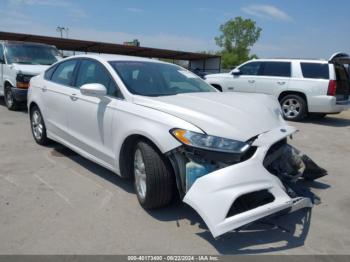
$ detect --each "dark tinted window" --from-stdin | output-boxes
[239,62,262,75]
[44,65,57,80]
[51,60,78,86]
[300,63,329,79]
[0,44,4,63]
[260,62,291,77]
[76,59,122,98]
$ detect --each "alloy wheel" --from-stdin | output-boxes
[31,110,44,140]
[282,98,301,118]
[134,148,147,200]
[5,89,14,108]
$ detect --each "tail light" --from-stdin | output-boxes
[327,80,337,96]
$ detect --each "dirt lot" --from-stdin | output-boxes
[0,99,349,255]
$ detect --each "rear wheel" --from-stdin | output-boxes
[280,94,307,121]
[4,86,20,111]
[30,106,50,145]
[133,141,174,209]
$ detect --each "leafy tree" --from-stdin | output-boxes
[215,17,262,69]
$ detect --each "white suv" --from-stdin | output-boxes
[0,41,60,110]
[205,53,350,121]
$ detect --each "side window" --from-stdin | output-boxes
[0,44,4,63]
[260,62,291,77]
[76,59,122,98]
[51,60,78,86]
[238,62,262,75]
[301,63,329,79]
[44,65,57,80]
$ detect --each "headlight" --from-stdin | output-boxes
[16,73,34,83]
[171,128,250,153]
[16,74,34,89]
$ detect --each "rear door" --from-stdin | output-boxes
[43,59,79,140]
[253,61,291,96]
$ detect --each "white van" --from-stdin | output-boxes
[0,41,60,110]
[205,53,350,121]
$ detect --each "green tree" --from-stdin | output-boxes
[215,17,262,69]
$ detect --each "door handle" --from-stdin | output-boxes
[227,87,234,90]
[70,93,78,101]
[277,81,286,85]
[248,80,255,84]
[41,86,47,92]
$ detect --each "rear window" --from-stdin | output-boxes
[301,63,329,79]
[260,62,291,77]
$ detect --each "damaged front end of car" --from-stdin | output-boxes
[167,126,327,238]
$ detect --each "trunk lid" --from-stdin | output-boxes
[329,53,350,101]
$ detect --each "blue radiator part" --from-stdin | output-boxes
[186,161,216,191]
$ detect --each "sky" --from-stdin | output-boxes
[0,0,349,59]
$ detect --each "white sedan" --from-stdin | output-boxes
[28,54,326,238]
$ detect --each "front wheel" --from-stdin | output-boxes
[4,87,21,111]
[133,141,174,209]
[280,94,307,121]
[30,106,50,145]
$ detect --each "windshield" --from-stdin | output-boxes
[5,43,58,65]
[109,61,216,96]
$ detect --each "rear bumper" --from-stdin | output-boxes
[183,126,314,238]
[309,96,350,113]
[11,87,28,102]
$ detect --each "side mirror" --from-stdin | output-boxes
[0,57,5,64]
[232,68,241,76]
[80,83,107,97]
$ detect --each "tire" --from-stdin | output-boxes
[133,140,174,209]
[30,106,50,145]
[280,94,307,121]
[4,86,21,111]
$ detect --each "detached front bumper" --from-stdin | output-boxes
[183,126,315,238]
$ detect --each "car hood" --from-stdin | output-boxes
[11,64,50,76]
[132,92,286,141]
[205,73,231,78]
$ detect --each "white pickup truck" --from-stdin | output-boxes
[0,41,60,110]
[205,53,350,121]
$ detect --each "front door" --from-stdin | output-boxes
[230,61,262,93]
[67,58,121,167]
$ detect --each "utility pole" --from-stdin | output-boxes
[56,26,69,38]
[56,26,69,57]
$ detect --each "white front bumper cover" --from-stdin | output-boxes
[183,126,313,238]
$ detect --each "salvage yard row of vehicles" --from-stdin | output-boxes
[0,40,349,238]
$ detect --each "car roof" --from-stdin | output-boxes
[0,40,56,47]
[251,58,329,64]
[70,53,168,64]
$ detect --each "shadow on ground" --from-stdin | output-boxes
[303,115,350,127]
[50,141,329,254]
[0,98,28,113]
[50,144,134,194]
